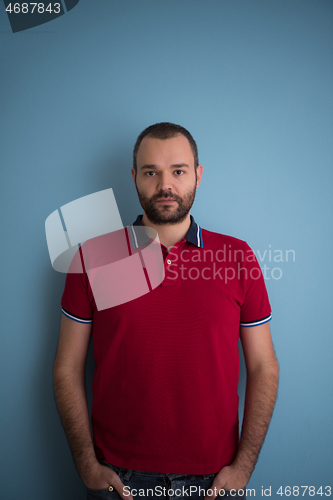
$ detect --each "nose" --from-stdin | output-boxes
[157,171,173,192]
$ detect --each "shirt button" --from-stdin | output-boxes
[167,259,172,265]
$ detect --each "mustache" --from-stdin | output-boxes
[152,192,180,202]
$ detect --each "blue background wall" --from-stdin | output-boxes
[1,1,332,498]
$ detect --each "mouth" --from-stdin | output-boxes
[156,198,176,204]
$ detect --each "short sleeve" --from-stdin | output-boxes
[240,243,272,327]
[61,248,93,324]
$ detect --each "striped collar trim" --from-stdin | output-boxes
[131,215,203,248]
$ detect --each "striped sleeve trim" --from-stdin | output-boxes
[240,314,272,328]
[61,307,93,324]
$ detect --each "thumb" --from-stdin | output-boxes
[204,481,227,500]
[109,473,133,500]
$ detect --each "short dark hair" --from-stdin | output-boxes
[133,122,199,173]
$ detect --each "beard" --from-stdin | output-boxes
[136,184,197,225]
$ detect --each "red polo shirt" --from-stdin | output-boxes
[61,215,271,474]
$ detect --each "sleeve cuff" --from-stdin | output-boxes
[240,313,272,327]
[61,307,93,324]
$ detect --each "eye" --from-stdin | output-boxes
[145,171,156,177]
[174,170,184,176]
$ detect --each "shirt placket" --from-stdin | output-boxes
[161,239,185,287]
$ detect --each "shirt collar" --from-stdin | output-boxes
[131,214,203,248]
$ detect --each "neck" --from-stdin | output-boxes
[141,212,191,251]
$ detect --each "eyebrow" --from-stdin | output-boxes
[140,163,190,171]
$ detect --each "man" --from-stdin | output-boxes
[54,123,279,500]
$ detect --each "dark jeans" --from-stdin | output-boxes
[86,461,246,500]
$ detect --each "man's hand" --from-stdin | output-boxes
[204,464,248,500]
[54,315,134,500]
[84,461,133,500]
[205,322,278,500]
[54,315,131,496]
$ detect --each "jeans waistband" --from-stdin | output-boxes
[100,460,216,480]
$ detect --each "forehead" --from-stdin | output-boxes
[136,134,194,167]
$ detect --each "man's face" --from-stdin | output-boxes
[132,134,203,225]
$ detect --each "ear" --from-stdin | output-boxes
[131,167,137,186]
[195,164,203,189]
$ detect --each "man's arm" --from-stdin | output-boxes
[53,315,131,498]
[206,322,279,497]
